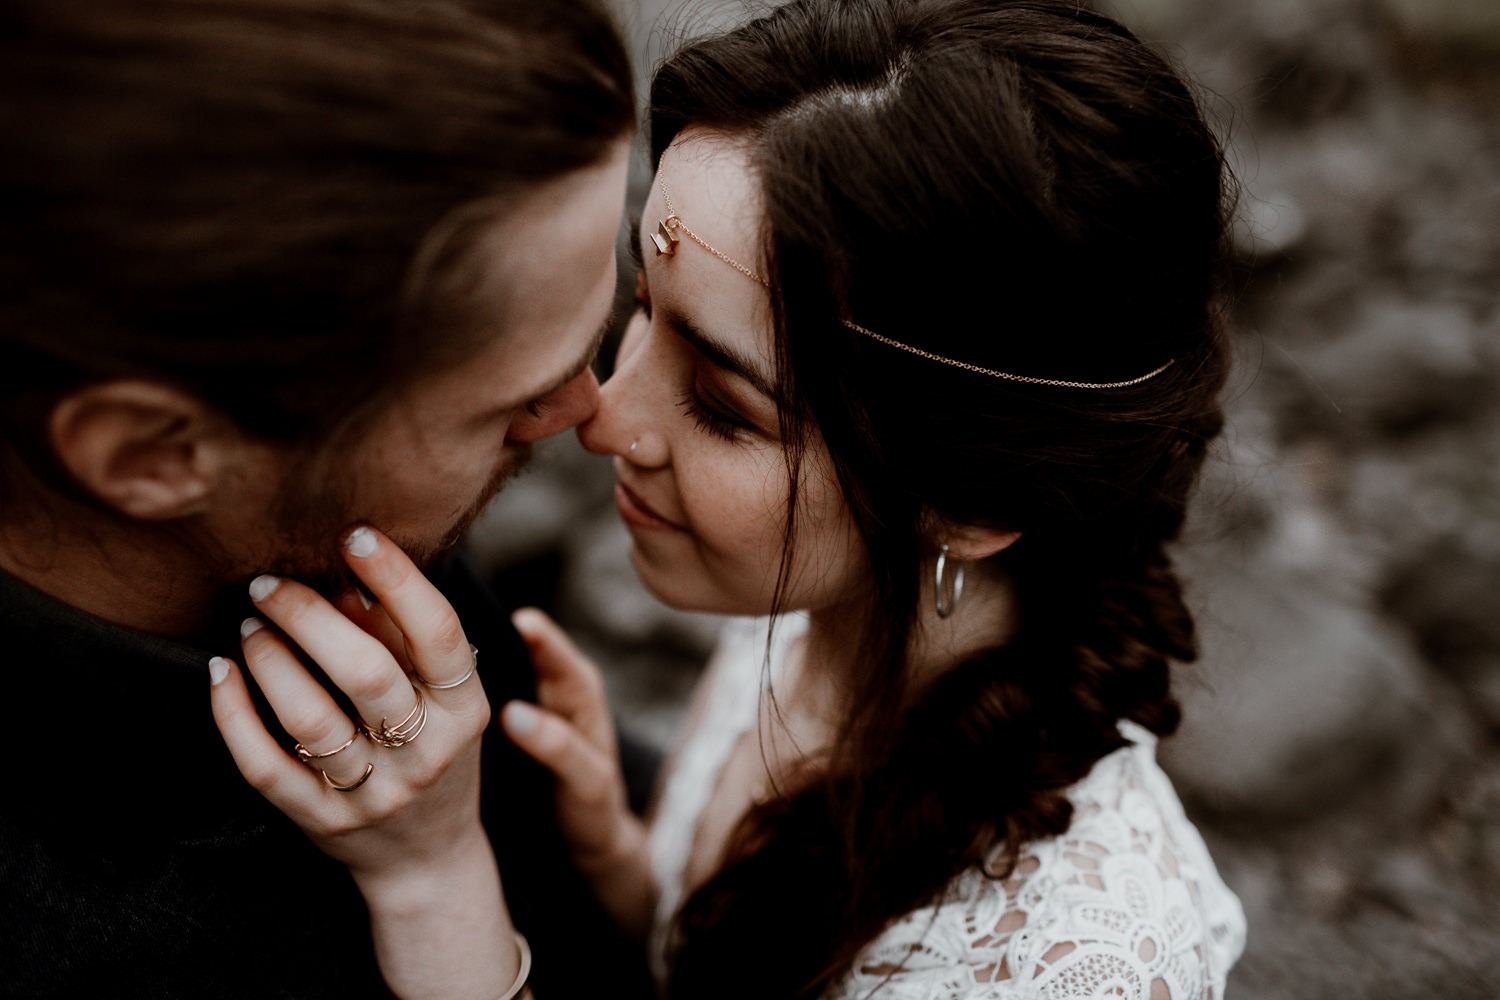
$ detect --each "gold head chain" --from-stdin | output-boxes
[650,153,1174,390]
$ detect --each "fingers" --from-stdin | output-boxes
[340,526,477,693]
[334,591,416,676]
[208,655,326,814]
[248,575,420,735]
[511,608,615,756]
[237,618,376,789]
[501,700,624,855]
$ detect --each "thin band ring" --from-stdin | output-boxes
[295,730,359,763]
[323,762,374,792]
[418,644,480,690]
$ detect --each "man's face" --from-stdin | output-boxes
[243,143,630,584]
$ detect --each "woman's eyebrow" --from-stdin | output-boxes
[660,303,777,400]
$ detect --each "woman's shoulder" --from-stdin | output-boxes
[828,728,1247,1000]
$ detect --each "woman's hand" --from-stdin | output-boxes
[502,609,656,940]
[209,525,522,1000]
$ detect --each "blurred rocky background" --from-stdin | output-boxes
[468,0,1500,995]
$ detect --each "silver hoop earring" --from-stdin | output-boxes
[934,543,966,619]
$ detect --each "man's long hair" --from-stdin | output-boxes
[0,0,634,500]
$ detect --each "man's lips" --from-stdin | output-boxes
[614,480,683,531]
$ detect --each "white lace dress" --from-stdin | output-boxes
[648,616,1247,999]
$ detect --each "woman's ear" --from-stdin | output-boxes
[938,522,1021,563]
[49,380,235,521]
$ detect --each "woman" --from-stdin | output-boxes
[210,1,1247,997]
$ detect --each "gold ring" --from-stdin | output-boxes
[360,687,427,749]
[294,729,359,763]
[418,644,480,690]
[322,762,374,792]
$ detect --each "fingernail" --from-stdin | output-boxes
[208,657,232,685]
[356,587,373,611]
[345,527,378,558]
[504,701,540,736]
[248,575,280,602]
[239,617,264,638]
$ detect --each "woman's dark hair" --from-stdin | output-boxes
[650,1,1233,996]
[0,0,633,475]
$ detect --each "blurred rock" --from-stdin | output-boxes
[1165,552,1444,820]
[1382,0,1500,48]
[1289,297,1489,433]
[1382,533,1500,728]
[1232,187,1310,261]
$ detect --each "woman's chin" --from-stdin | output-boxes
[625,546,763,618]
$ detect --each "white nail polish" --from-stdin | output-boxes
[505,701,540,736]
[248,575,281,602]
[239,617,264,638]
[208,657,231,685]
[345,527,378,558]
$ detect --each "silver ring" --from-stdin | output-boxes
[419,643,480,690]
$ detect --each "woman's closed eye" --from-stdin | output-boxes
[678,383,754,443]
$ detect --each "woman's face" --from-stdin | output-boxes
[576,130,868,617]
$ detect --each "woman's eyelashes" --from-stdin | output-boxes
[677,384,752,443]
[632,267,765,444]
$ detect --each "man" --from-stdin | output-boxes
[0,0,649,995]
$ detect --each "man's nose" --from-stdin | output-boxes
[506,368,601,443]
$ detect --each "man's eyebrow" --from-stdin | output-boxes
[660,304,777,400]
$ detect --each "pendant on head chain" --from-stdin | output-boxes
[651,217,680,256]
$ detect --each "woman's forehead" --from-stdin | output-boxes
[647,131,766,268]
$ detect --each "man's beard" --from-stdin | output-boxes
[259,445,533,598]
[418,448,535,563]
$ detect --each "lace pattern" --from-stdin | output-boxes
[648,616,1247,998]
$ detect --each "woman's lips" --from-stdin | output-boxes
[615,481,683,531]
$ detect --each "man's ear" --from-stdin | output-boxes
[938,522,1022,563]
[49,380,235,521]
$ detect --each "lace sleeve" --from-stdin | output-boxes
[826,735,1245,1000]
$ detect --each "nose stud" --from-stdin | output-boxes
[625,433,667,467]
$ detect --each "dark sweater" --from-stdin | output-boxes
[0,554,652,999]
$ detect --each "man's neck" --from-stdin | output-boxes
[0,505,235,640]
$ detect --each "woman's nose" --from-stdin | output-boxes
[575,362,630,458]
[576,315,664,465]
[506,367,601,443]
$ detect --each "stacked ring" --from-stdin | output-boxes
[361,687,428,749]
